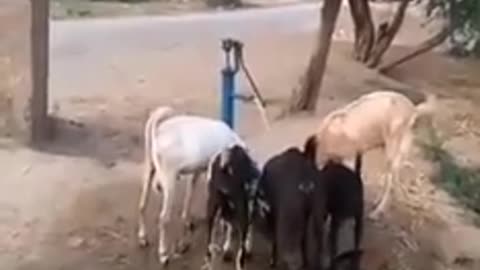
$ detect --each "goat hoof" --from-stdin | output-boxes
[244,250,253,261]
[138,238,149,248]
[201,261,213,270]
[176,241,191,254]
[159,255,170,267]
[222,249,234,262]
[368,211,381,221]
[185,221,196,232]
[172,252,182,260]
[269,259,276,268]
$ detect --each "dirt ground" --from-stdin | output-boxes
[2,4,480,270]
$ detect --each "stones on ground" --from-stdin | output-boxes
[67,235,85,249]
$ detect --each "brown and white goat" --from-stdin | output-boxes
[306,90,436,219]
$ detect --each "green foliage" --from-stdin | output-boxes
[422,0,480,56]
[418,127,480,215]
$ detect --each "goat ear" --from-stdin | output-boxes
[303,135,318,162]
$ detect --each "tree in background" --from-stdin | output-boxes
[286,0,480,114]
[349,0,411,68]
[421,0,479,57]
[286,0,342,113]
[355,0,480,72]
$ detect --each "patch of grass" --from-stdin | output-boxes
[417,126,480,216]
[51,0,170,19]
[50,0,254,19]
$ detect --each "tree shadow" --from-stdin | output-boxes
[36,115,144,167]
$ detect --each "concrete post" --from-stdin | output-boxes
[0,0,50,144]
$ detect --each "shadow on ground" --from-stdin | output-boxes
[13,170,422,270]
[36,115,144,167]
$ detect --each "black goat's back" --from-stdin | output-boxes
[323,162,364,217]
[262,148,324,197]
[259,147,328,270]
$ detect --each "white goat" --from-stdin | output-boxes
[306,90,436,219]
[137,106,247,265]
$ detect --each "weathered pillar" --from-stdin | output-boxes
[0,0,50,144]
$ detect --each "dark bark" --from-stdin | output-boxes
[286,0,342,113]
[378,25,450,73]
[348,0,375,62]
[365,0,410,68]
[30,0,51,143]
[349,0,412,69]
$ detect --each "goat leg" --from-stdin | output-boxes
[244,225,254,260]
[369,171,393,219]
[270,240,277,268]
[301,218,308,269]
[204,193,220,269]
[177,172,201,254]
[137,161,155,247]
[235,222,249,270]
[328,217,341,265]
[222,222,235,262]
[181,172,201,232]
[354,213,364,251]
[157,172,178,266]
[269,224,277,268]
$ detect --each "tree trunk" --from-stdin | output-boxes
[286,0,342,113]
[379,25,450,73]
[6,0,51,144]
[348,0,375,62]
[365,0,410,68]
[30,0,51,143]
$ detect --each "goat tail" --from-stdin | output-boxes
[354,152,363,178]
[143,106,176,171]
[415,92,437,117]
[412,92,437,131]
[303,134,318,162]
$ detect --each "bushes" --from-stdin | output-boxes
[423,0,480,57]
[419,127,480,215]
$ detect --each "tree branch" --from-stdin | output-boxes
[366,0,410,68]
[378,25,450,73]
[348,0,375,62]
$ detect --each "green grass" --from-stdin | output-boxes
[50,0,202,19]
[418,126,480,216]
[49,0,254,19]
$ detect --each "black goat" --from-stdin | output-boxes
[304,136,365,269]
[255,143,328,270]
[204,144,260,270]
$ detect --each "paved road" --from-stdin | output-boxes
[50,3,324,58]
[50,1,425,57]
[50,3,332,100]
[48,2,424,100]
